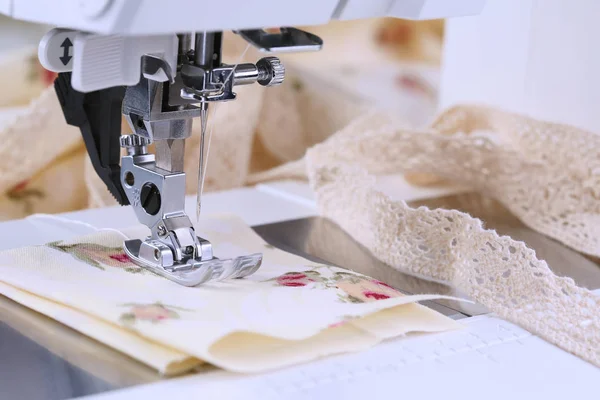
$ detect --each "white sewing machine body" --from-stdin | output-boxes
[441,0,600,134]
[4,0,594,130]
[1,0,486,34]
[2,0,487,93]
[1,1,600,398]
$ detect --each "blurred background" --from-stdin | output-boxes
[0,15,445,221]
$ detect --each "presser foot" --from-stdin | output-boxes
[119,138,262,287]
[123,238,262,286]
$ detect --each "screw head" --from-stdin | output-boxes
[157,225,167,237]
[120,134,151,149]
[256,57,285,87]
[140,183,161,216]
[184,246,195,255]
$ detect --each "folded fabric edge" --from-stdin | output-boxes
[349,302,464,340]
[0,280,201,376]
[0,272,464,376]
[195,293,471,344]
[0,219,471,375]
[201,300,462,373]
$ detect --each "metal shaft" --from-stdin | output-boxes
[155,139,185,172]
[177,33,192,54]
[194,32,216,68]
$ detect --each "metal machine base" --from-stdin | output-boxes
[254,205,600,318]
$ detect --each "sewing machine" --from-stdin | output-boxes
[2,1,600,399]
[1,0,486,286]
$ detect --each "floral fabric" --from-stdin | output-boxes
[270,269,404,303]
[0,214,460,375]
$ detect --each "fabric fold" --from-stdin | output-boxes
[0,214,461,374]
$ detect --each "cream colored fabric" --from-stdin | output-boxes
[247,107,600,367]
[0,214,460,375]
[0,87,82,192]
[0,87,87,219]
[0,280,196,375]
[0,47,53,107]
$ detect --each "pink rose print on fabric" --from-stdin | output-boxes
[395,74,436,100]
[269,268,403,304]
[109,253,131,263]
[118,302,191,326]
[336,276,403,303]
[46,240,145,274]
[275,272,316,287]
[328,315,359,329]
[6,179,45,214]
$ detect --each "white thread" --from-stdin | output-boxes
[26,214,131,240]
[196,43,252,222]
[26,214,100,232]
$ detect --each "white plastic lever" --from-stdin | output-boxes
[38,28,178,93]
[38,28,77,73]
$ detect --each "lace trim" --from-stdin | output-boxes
[251,105,600,366]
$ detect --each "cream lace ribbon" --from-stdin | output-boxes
[249,105,600,366]
[0,87,81,192]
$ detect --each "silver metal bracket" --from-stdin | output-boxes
[119,137,262,286]
[179,56,285,103]
[236,27,323,53]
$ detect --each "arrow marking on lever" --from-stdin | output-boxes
[59,37,73,66]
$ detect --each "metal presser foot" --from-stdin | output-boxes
[124,239,262,287]
[119,135,262,287]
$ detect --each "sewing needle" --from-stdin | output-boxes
[196,101,208,222]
